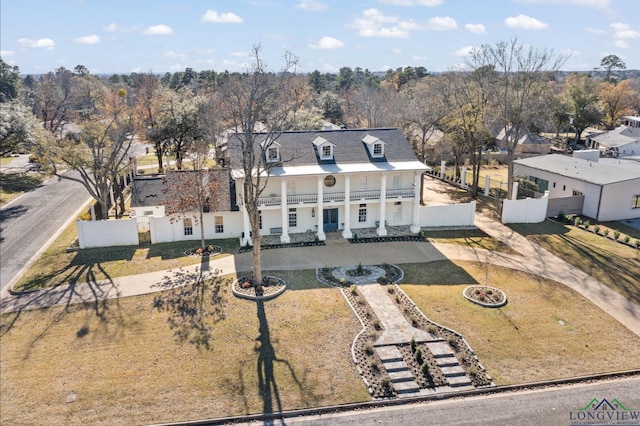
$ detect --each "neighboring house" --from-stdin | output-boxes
[225,128,430,245]
[496,127,552,154]
[513,153,640,221]
[586,116,640,157]
[131,128,432,245]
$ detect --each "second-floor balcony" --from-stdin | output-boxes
[258,187,415,206]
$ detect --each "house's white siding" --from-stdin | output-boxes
[149,211,244,244]
[599,180,640,221]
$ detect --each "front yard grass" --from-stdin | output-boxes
[0,270,369,425]
[509,220,640,305]
[0,172,46,204]
[400,260,640,386]
[424,228,518,255]
[13,219,239,293]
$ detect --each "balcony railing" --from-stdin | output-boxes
[257,187,415,206]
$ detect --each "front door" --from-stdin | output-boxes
[323,208,339,232]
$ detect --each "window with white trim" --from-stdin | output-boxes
[373,143,383,156]
[267,146,280,162]
[321,145,332,159]
[288,208,297,228]
[358,204,367,223]
[215,216,224,233]
[183,218,193,236]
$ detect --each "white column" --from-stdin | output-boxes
[316,176,326,241]
[484,175,491,196]
[410,171,421,233]
[511,181,519,200]
[461,166,467,188]
[241,205,252,246]
[440,160,446,179]
[280,179,290,243]
[342,174,352,238]
[377,173,387,236]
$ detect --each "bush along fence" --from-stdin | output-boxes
[555,212,640,250]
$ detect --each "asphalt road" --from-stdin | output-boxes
[0,171,91,291]
[269,377,640,426]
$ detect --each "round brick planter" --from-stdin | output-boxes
[463,285,507,308]
[232,275,287,301]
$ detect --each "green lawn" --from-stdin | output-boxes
[1,270,369,425]
[509,220,640,305]
[0,172,46,204]
[401,260,640,385]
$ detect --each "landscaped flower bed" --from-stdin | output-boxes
[184,245,223,257]
[236,240,325,254]
[463,285,507,307]
[553,214,640,249]
[348,235,426,244]
[232,275,287,300]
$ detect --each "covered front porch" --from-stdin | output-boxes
[258,225,417,245]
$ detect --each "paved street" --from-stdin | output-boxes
[0,172,91,291]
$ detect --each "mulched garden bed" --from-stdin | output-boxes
[317,263,403,287]
[236,240,325,254]
[463,285,507,307]
[232,275,287,300]
[184,245,223,257]
[348,235,427,244]
[397,343,448,389]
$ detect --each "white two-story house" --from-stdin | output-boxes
[227,127,429,245]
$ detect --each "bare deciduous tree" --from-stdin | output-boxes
[217,45,302,284]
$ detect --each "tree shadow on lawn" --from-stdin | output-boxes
[0,262,128,360]
[151,256,227,350]
[254,298,317,426]
[553,233,640,306]
[0,173,44,196]
[401,260,478,286]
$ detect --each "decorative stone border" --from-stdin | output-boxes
[463,285,507,308]
[231,275,287,301]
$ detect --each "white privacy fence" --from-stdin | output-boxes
[76,218,139,248]
[418,201,476,227]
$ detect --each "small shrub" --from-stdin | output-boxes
[379,275,387,284]
[353,233,358,240]
[373,320,382,330]
[356,262,364,275]
[350,284,358,295]
[371,362,380,373]
[339,277,347,286]
[411,317,419,327]
[241,281,251,289]
[594,225,600,234]
[574,217,582,226]
[255,285,264,293]
[421,361,430,376]
[415,348,423,365]
[557,211,566,222]
[364,345,374,356]
[447,336,459,350]
[623,235,630,244]
[584,220,590,229]
[395,295,401,304]
[410,338,416,353]
[614,230,621,240]
[387,285,395,294]
[635,239,640,248]
[381,376,392,389]
[603,229,609,237]
[427,325,438,335]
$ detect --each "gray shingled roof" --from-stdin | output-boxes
[226,128,419,170]
[131,169,232,208]
[513,154,640,185]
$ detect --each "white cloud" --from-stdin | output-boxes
[517,0,610,8]
[465,23,486,34]
[505,14,548,30]
[348,8,412,38]
[163,51,187,60]
[378,0,443,5]
[453,45,474,56]
[426,16,457,31]
[309,36,344,49]
[295,1,327,11]
[201,9,243,23]
[105,23,118,32]
[610,23,640,39]
[143,25,174,35]
[1,50,15,57]
[18,38,55,49]
[72,34,100,45]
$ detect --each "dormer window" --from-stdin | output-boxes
[363,134,386,158]
[312,135,335,160]
[261,139,281,163]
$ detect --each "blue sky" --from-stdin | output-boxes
[1,0,639,75]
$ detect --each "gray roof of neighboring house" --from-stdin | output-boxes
[591,126,640,148]
[226,128,420,170]
[131,169,232,209]
[496,127,551,145]
[513,154,640,185]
